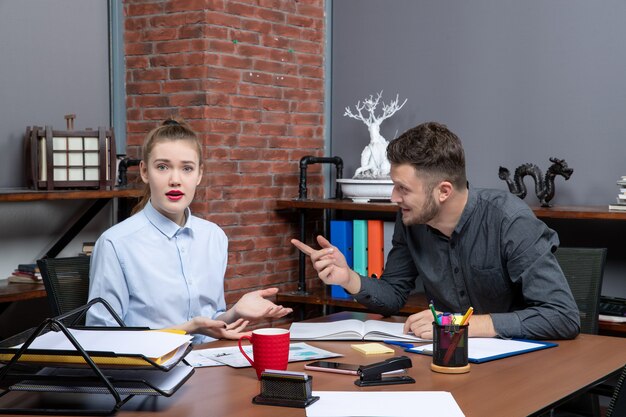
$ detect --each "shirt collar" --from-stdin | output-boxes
[143,200,193,238]
[452,184,477,236]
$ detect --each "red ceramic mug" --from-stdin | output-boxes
[238,328,290,379]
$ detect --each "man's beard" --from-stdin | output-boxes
[402,194,439,226]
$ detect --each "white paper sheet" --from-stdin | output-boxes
[191,342,341,368]
[16,329,192,359]
[306,391,465,417]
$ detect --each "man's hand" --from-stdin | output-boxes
[233,288,292,320]
[403,310,437,340]
[291,235,361,294]
[404,310,497,339]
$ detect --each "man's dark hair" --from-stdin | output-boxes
[387,122,467,189]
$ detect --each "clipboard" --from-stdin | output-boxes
[407,338,558,363]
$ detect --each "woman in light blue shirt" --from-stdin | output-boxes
[87,120,291,343]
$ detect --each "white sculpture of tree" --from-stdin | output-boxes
[344,91,407,178]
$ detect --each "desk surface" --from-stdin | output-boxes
[0,280,46,303]
[5,312,622,417]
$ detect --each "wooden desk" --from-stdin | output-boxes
[0,280,46,304]
[3,312,624,416]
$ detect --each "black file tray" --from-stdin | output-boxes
[0,298,194,415]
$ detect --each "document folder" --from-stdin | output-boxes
[407,337,558,363]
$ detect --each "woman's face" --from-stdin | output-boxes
[140,139,202,226]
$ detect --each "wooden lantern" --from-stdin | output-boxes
[24,115,116,190]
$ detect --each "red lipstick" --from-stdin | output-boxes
[166,190,184,201]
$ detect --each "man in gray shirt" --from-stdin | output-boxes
[292,122,580,340]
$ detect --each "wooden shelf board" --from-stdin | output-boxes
[0,280,46,303]
[276,199,626,221]
[276,199,398,212]
[0,187,143,202]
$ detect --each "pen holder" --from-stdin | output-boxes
[431,322,470,374]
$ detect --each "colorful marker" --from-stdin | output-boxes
[429,302,440,325]
[460,306,474,325]
[440,312,452,325]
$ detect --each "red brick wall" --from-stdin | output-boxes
[124,0,326,319]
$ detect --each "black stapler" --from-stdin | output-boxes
[354,356,416,387]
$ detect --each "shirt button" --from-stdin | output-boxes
[454,267,459,273]
[460,290,466,297]
[450,242,456,249]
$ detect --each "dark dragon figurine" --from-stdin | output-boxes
[498,157,573,207]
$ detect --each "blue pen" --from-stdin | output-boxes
[383,340,415,349]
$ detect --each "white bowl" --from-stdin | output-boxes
[336,178,393,203]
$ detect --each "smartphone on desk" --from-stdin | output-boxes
[304,361,360,375]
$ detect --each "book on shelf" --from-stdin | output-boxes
[8,263,42,283]
[599,314,626,323]
[82,241,95,256]
[609,204,626,211]
[289,319,426,342]
[17,263,39,273]
[7,275,42,284]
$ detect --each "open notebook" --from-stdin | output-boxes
[289,319,426,342]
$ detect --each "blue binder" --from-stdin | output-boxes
[329,220,353,299]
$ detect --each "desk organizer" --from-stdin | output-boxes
[0,298,193,415]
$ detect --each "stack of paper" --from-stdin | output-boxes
[4,329,192,367]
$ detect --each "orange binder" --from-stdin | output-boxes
[367,220,384,278]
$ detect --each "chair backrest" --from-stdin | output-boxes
[37,256,91,325]
[554,247,607,335]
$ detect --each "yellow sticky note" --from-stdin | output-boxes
[351,343,394,355]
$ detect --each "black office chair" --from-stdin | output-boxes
[37,256,91,325]
[554,247,607,335]
[552,247,607,417]
[607,365,626,417]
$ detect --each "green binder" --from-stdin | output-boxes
[353,220,368,276]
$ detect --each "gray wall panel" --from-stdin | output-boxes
[332,0,626,206]
[0,0,110,188]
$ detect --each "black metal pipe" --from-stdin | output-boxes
[295,156,344,295]
[117,157,141,187]
[298,156,343,200]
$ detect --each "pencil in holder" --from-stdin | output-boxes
[431,322,470,374]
